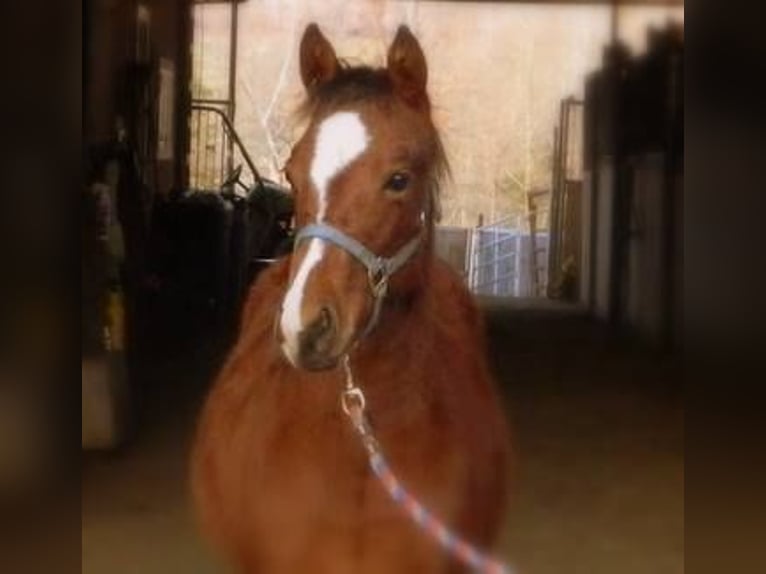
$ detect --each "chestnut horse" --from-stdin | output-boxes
[191,24,512,574]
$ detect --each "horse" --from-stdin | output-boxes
[191,23,512,574]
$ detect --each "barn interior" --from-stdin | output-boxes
[80,1,683,573]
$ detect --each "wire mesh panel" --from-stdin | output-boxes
[468,214,550,298]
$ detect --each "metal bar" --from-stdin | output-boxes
[474,215,519,231]
[219,116,226,184]
[492,224,498,295]
[226,102,235,180]
[559,100,571,278]
[208,110,215,187]
[194,109,202,188]
[472,251,518,269]
[200,109,207,187]
[205,110,212,187]
[586,81,598,311]
[201,109,208,187]
[469,229,476,289]
[192,97,232,106]
[527,192,539,295]
[465,227,475,287]
[547,123,561,294]
[228,0,238,119]
[226,0,238,176]
[514,225,522,296]
[475,233,517,249]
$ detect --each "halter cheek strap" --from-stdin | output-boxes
[293,223,423,337]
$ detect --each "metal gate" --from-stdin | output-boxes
[467,214,551,297]
[547,97,584,299]
[467,215,523,296]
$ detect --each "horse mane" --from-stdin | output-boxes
[297,64,450,225]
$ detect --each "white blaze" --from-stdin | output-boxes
[279,239,324,365]
[280,112,370,361]
[309,111,370,220]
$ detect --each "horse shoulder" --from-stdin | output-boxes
[425,259,513,539]
[191,258,291,555]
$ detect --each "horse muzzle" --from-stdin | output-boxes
[279,305,342,371]
[278,221,423,371]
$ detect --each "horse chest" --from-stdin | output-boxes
[198,326,488,571]
[236,378,451,514]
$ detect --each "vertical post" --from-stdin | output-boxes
[548,126,557,296]
[527,191,539,296]
[177,0,193,191]
[514,215,522,296]
[548,113,564,297]
[467,227,475,292]
[493,223,498,296]
[203,110,211,186]
[606,9,626,326]
[559,99,571,274]
[193,110,201,188]
[607,44,627,330]
[226,0,239,176]
[219,117,226,184]
[661,38,682,350]
[470,214,484,293]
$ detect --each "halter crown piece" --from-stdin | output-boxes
[293,222,423,336]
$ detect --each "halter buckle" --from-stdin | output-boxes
[368,259,389,298]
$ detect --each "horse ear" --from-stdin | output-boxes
[386,26,428,107]
[299,23,340,91]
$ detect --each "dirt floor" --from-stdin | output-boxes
[82,297,683,574]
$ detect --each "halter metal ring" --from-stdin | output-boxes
[341,387,366,416]
[368,260,389,298]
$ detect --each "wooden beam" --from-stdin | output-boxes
[418,1,683,6]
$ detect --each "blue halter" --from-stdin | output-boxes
[293,223,423,336]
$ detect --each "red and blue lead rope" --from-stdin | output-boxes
[340,355,514,574]
[367,450,513,574]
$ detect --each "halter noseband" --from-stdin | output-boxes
[293,222,423,337]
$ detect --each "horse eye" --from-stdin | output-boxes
[385,172,410,193]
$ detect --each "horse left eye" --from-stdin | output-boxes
[385,172,410,193]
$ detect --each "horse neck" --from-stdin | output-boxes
[353,248,437,377]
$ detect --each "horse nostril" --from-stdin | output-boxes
[298,306,337,365]
[318,306,333,333]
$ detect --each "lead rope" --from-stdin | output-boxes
[340,356,515,574]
